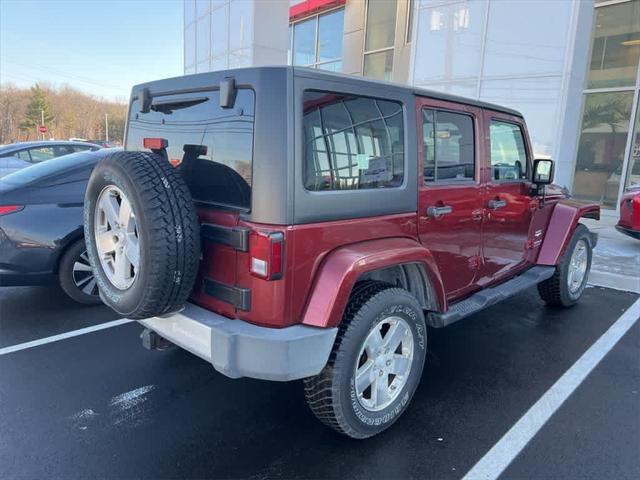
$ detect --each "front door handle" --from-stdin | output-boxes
[488,199,507,210]
[427,205,453,218]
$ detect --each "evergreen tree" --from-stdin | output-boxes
[19,84,54,137]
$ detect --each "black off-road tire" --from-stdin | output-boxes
[84,151,200,319]
[58,239,102,305]
[538,224,593,308]
[304,281,427,439]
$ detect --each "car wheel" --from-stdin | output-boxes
[84,151,200,319]
[58,239,102,305]
[304,281,427,439]
[538,224,593,307]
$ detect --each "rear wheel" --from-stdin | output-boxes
[58,239,101,305]
[304,282,427,439]
[538,224,593,307]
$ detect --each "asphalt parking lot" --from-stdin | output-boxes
[1,284,638,479]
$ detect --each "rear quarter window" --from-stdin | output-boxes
[303,90,404,191]
[126,89,255,210]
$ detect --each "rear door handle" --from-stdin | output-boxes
[426,205,453,218]
[488,199,507,210]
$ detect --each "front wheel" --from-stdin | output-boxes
[304,282,427,439]
[538,224,593,307]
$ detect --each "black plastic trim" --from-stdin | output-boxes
[204,278,251,311]
[429,266,556,327]
[201,223,249,252]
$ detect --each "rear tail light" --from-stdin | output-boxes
[0,205,23,216]
[249,231,284,280]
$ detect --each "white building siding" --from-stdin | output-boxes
[409,0,593,188]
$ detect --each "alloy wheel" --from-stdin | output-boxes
[354,316,414,412]
[94,185,140,290]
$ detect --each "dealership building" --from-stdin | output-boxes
[184,0,640,211]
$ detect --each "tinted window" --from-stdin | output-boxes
[489,120,528,181]
[72,145,93,152]
[28,147,56,163]
[422,109,475,182]
[127,89,255,209]
[15,150,31,161]
[303,90,404,191]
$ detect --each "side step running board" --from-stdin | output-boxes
[430,266,556,328]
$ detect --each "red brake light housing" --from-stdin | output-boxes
[0,205,23,216]
[249,231,284,280]
[143,137,168,150]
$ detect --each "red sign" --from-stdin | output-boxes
[38,125,47,134]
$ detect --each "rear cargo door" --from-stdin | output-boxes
[126,87,256,315]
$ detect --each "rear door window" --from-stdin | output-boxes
[127,89,255,210]
[303,90,404,191]
[422,109,475,182]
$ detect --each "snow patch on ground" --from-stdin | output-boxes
[109,385,155,427]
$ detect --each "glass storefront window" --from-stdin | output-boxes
[626,97,640,189]
[573,91,635,208]
[290,9,344,69]
[365,0,397,51]
[363,49,394,81]
[293,18,316,66]
[318,9,344,63]
[587,0,640,89]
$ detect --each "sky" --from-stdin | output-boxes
[0,0,184,102]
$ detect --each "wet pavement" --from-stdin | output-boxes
[0,284,638,479]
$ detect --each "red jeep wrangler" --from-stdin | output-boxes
[84,67,599,438]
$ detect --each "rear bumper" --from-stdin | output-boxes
[139,303,338,381]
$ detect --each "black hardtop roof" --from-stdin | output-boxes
[130,65,523,118]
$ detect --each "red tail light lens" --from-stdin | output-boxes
[0,205,23,216]
[249,231,284,280]
[143,137,168,150]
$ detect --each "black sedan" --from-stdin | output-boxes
[0,148,117,304]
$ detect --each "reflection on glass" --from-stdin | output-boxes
[572,92,634,208]
[229,0,253,52]
[365,0,397,51]
[412,1,482,83]
[364,50,394,81]
[185,23,196,69]
[625,97,640,189]
[489,121,527,180]
[317,61,342,72]
[303,90,404,191]
[318,9,344,63]
[185,0,196,26]
[196,15,210,63]
[587,0,640,88]
[484,0,571,77]
[211,5,229,58]
[294,18,316,65]
[127,90,255,209]
[480,77,562,157]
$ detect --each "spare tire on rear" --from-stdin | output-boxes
[84,151,200,319]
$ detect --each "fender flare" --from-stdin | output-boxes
[536,200,600,266]
[301,237,446,328]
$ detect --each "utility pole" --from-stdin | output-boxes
[41,109,45,140]
[105,114,109,142]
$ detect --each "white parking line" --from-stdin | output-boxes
[462,297,640,480]
[0,318,133,356]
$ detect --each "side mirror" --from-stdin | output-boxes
[533,158,554,185]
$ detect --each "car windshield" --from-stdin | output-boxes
[0,149,112,186]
